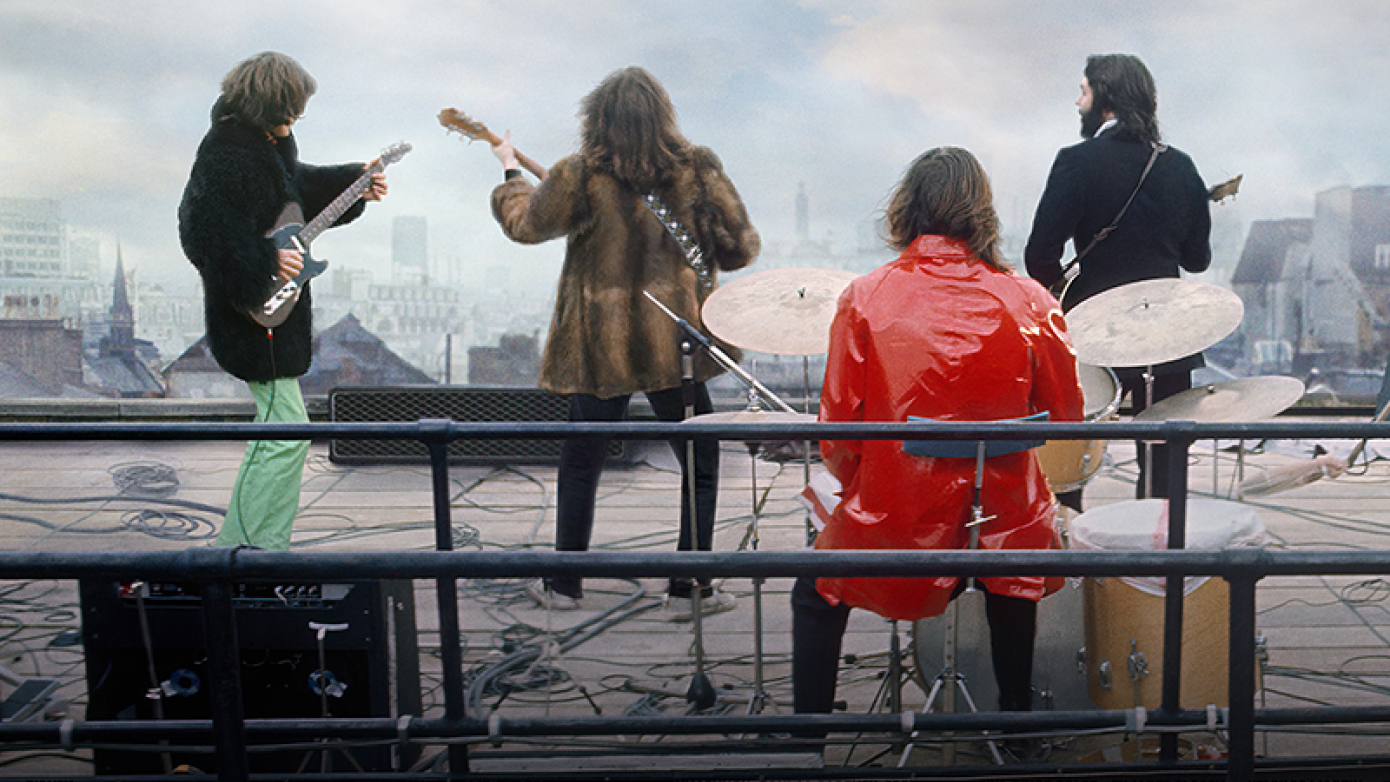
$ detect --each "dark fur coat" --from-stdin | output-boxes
[178,110,366,382]
[491,147,759,398]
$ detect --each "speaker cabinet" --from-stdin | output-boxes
[80,579,419,775]
[328,385,627,465]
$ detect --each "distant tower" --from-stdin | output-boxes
[393,216,428,285]
[795,182,810,241]
[108,245,135,356]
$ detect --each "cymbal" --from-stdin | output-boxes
[685,410,818,425]
[702,268,858,355]
[1134,376,1305,422]
[1066,278,1244,368]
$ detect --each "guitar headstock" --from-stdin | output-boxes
[438,108,499,146]
[1209,173,1242,204]
[379,141,412,167]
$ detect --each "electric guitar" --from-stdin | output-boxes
[437,108,548,180]
[250,141,412,328]
[1049,173,1244,299]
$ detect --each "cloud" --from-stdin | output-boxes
[3,0,1390,288]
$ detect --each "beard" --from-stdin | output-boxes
[1079,106,1105,138]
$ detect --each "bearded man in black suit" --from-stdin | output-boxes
[1025,53,1212,504]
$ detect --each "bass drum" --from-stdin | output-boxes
[912,574,1089,712]
[1036,363,1120,493]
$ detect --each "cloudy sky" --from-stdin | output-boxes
[3,0,1389,292]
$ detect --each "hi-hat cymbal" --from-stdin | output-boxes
[685,410,817,425]
[1134,376,1305,422]
[702,268,858,355]
[1066,278,1244,368]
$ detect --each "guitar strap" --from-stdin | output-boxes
[1059,141,1168,284]
[641,192,713,290]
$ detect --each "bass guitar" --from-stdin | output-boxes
[437,108,548,180]
[251,141,412,328]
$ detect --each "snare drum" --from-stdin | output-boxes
[1037,363,1120,493]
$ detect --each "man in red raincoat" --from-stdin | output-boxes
[792,148,1084,752]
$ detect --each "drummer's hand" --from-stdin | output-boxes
[492,131,521,172]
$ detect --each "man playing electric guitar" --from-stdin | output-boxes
[1024,53,1211,511]
[178,51,388,550]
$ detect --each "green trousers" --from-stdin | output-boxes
[216,378,309,551]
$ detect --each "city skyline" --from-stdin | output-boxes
[3,2,1389,295]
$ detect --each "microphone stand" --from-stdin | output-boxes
[643,291,797,414]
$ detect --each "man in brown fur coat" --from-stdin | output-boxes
[490,67,760,618]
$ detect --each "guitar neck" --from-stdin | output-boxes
[513,151,548,181]
[472,125,548,180]
[299,164,379,245]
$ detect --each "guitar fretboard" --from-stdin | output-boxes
[298,165,380,246]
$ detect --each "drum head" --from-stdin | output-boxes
[1079,363,1120,420]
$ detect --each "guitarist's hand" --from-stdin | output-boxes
[277,248,304,283]
[491,131,522,174]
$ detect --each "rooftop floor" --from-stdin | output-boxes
[2,420,1390,776]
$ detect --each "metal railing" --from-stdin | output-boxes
[3,417,1390,781]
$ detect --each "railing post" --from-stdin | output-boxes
[1160,422,1193,764]
[1227,563,1260,781]
[197,546,248,782]
[419,419,470,777]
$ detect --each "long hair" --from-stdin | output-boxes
[1085,54,1160,145]
[217,51,316,134]
[580,67,690,191]
[882,147,1007,270]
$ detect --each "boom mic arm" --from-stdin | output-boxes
[642,290,797,414]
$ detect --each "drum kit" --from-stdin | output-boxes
[649,268,852,715]
[651,270,1296,731]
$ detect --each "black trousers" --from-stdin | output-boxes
[547,383,718,599]
[1120,369,1191,500]
[791,576,1038,716]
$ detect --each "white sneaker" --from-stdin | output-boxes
[525,579,579,611]
[667,588,736,622]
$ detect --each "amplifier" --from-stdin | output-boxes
[80,578,419,775]
[329,385,628,465]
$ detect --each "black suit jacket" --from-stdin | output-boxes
[1025,125,1212,374]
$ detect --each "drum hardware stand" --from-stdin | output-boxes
[679,338,717,711]
[1141,366,1157,499]
[738,385,779,716]
[1127,638,1150,708]
[900,442,1005,766]
[644,291,798,712]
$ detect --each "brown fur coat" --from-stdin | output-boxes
[492,147,759,398]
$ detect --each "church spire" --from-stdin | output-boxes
[109,244,135,355]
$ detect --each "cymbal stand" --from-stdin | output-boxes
[742,384,776,714]
[680,339,716,711]
[1141,367,1156,499]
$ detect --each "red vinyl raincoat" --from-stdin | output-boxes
[815,235,1084,621]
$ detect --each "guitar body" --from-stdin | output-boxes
[249,204,330,328]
